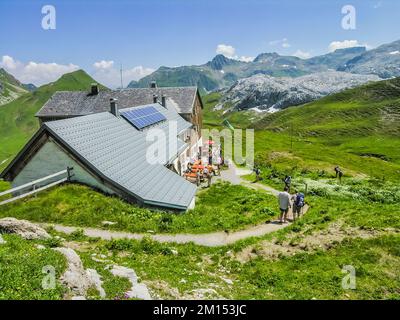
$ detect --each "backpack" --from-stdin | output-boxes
[295,193,305,207]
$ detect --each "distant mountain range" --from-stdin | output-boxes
[220,71,381,112]
[0,68,30,106]
[128,39,400,92]
[338,40,400,78]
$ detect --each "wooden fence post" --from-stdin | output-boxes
[67,167,74,181]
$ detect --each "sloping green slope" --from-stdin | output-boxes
[250,78,400,180]
[0,70,106,170]
[254,77,400,137]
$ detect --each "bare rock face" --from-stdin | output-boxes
[0,217,50,240]
[110,265,152,300]
[54,247,93,297]
[54,247,107,299]
[86,268,106,298]
[222,71,381,112]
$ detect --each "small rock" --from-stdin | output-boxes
[0,234,6,244]
[92,256,111,263]
[171,249,178,255]
[146,230,155,234]
[221,277,234,285]
[226,250,234,258]
[179,279,187,284]
[102,221,117,226]
[36,244,46,250]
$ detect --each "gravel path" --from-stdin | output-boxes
[45,162,308,247]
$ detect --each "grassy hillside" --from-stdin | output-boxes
[0,182,277,234]
[254,77,400,137]
[0,235,67,299]
[0,70,106,171]
[246,78,400,181]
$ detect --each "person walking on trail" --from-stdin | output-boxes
[291,190,305,221]
[284,175,292,190]
[338,169,343,184]
[278,187,291,224]
[253,167,261,182]
[334,166,344,183]
[334,166,341,178]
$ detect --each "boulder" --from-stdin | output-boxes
[0,217,50,240]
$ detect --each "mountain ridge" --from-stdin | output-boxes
[127,46,369,91]
[0,68,29,106]
[127,40,400,92]
[220,71,381,112]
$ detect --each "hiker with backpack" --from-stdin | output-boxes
[291,190,305,221]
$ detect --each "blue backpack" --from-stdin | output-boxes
[295,193,305,207]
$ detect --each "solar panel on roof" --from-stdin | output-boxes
[121,106,166,130]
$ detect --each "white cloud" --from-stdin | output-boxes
[0,55,79,86]
[269,38,291,48]
[91,61,154,88]
[328,40,368,52]
[93,60,114,70]
[1,55,20,70]
[215,44,254,63]
[0,55,154,88]
[292,50,312,59]
[216,44,236,58]
[237,56,255,63]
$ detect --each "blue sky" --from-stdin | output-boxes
[1,0,399,87]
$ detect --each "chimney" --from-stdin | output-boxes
[150,81,157,88]
[110,98,118,116]
[161,95,167,108]
[90,83,99,95]
[153,94,158,103]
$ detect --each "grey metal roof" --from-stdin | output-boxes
[36,87,199,117]
[44,103,196,210]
